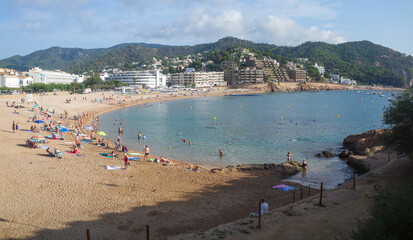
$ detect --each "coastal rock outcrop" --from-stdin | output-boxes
[279,161,305,177]
[315,150,336,158]
[343,129,387,155]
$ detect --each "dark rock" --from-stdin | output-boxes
[236,164,266,171]
[338,150,350,159]
[264,163,276,170]
[315,150,336,158]
[279,161,304,177]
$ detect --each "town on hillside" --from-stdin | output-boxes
[0,48,357,91]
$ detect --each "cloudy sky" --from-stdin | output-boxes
[0,0,412,59]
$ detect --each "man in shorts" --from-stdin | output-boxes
[144,145,149,162]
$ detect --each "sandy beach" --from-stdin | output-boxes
[0,84,408,239]
[0,87,315,240]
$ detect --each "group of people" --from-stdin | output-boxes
[287,152,308,170]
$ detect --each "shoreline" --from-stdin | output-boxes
[0,84,405,239]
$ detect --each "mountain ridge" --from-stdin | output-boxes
[0,37,411,87]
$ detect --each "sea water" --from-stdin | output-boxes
[99,90,394,189]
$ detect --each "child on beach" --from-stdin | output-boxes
[124,154,130,170]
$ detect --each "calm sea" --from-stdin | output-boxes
[99,90,394,189]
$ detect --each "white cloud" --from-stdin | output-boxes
[138,8,345,46]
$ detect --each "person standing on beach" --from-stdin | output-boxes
[124,154,130,170]
[12,121,16,133]
[15,122,19,132]
[144,145,149,161]
[287,152,292,161]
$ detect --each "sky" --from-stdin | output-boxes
[0,0,412,59]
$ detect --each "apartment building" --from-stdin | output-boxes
[29,67,78,84]
[229,67,265,85]
[169,71,225,87]
[287,68,307,82]
[106,70,166,88]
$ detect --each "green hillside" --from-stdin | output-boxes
[0,37,411,87]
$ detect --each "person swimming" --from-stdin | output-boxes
[302,160,308,170]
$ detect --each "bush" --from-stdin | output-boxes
[351,182,413,240]
[383,90,413,154]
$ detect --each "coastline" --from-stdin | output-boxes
[0,84,406,239]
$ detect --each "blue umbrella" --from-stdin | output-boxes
[58,128,69,132]
[33,105,38,108]
[34,120,45,124]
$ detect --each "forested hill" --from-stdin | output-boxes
[272,41,413,87]
[0,43,136,72]
[0,37,411,87]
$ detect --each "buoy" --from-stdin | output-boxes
[371,100,373,103]
[381,113,383,117]
[190,106,192,109]
[280,116,283,120]
[240,105,242,108]
[337,114,340,118]
[288,105,290,108]
[214,117,216,121]
[361,98,363,100]
[142,136,146,139]
[169,146,171,149]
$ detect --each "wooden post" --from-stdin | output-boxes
[300,188,303,200]
[146,225,150,240]
[308,185,311,196]
[353,169,356,190]
[292,190,296,202]
[86,229,91,240]
[258,201,261,229]
[319,182,323,205]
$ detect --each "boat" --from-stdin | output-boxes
[380,94,385,97]
[388,98,393,101]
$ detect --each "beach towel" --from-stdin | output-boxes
[99,153,109,156]
[40,145,49,149]
[106,156,114,158]
[81,140,90,143]
[64,142,75,144]
[129,153,142,156]
[105,166,122,170]
[272,185,297,191]
[76,154,87,157]
[129,157,140,161]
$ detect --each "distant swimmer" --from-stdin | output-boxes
[138,132,142,139]
[287,152,292,161]
[182,138,187,143]
[188,141,191,145]
[219,150,224,157]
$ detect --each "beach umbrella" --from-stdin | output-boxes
[30,134,45,142]
[83,126,93,131]
[33,105,38,108]
[59,128,69,132]
[34,120,45,124]
[96,131,106,136]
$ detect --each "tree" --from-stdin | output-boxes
[133,77,137,87]
[383,90,413,154]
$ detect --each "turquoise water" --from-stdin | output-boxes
[98,90,394,188]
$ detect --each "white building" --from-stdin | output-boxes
[0,75,20,88]
[28,67,78,84]
[105,70,166,88]
[314,63,325,75]
[331,74,340,83]
[340,77,357,85]
[19,76,33,86]
[170,71,226,87]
